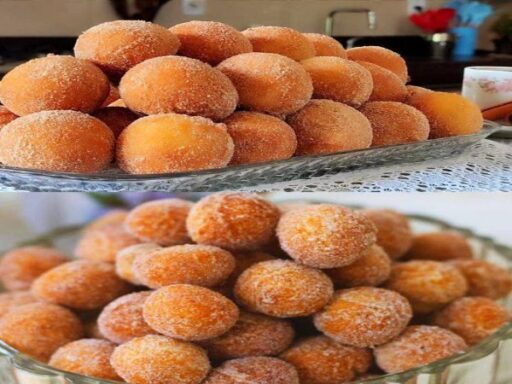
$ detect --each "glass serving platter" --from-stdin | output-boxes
[0,122,500,192]
[0,206,511,384]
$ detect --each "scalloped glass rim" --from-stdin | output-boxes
[0,210,511,384]
[0,122,500,181]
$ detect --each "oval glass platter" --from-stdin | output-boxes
[0,208,510,384]
[0,122,500,192]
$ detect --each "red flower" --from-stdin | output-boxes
[409,8,456,33]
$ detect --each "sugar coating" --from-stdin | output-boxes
[361,209,414,259]
[374,325,467,374]
[243,26,315,61]
[200,310,295,360]
[93,107,140,138]
[234,259,333,318]
[327,245,391,288]
[31,260,131,310]
[301,57,373,108]
[186,192,280,251]
[143,284,239,341]
[277,204,377,268]
[170,21,252,65]
[385,260,468,314]
[133,244,236,288]
[115,243,161,285]
[203,356,300,384]
[0,110,115,174]
[75,225,141,263]
[0,302,83,362]
[49,339,120,380]
[218,52,313,116]
[111,335,210,384]
[280,336,372,384]
[286,99,372,156]
[84,209,128,233]
[0,246,68,291]
[116,113,234,174]
[0,106,17,128]
[0,55,109,116]
[434,297,511,345]
[451,259,512,300]
[406,231,473,261]
[0,291,38,318]
[356,61,408,102]
[75,20,180,76]
[409,92,483,138]
[314,287,412,348]
[98,291,156,344]
[119,56,238,121]
[224,111,297,165]
[347,46,408,83]
[303,33,347,58]
[124,198,194,246]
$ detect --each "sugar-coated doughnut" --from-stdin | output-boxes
[303,33,347,58]
[84,209,128,233]
[170,21,252,65]
[356,61,408,102]
[75,20,180,76]
[117,113,234,174]
[347,46,408,83]
[0,110,114,173]
[93,107,139,138]
[406,231,473,261]
[115,243,161,285]
[0,291,38,318]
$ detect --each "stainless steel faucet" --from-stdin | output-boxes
[325,8,377,36]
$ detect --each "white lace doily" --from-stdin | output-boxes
[237,140,512,192]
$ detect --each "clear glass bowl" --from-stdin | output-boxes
[0,208,510,384]
[0,122,500,192]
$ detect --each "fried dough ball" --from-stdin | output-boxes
[143,284,239,341]
[301,57,373,107]
[360,102,430,147]
[0,106,17,128]
[75,225,141,263]
[92,107,139,138]
[346,46,408,83]
[313,287,413,347]
[408,91,483,138]
[84,209,129,233]
[0,55,109,116]
[280,336,372,384]
[0,246,68,291]
[111,335,210,384]
[356,61,408,102]
[97,291,155,344]
[170,21,252,65]
[75,20,180,77]
[0,302,83,362]
[49,339,120,380]
[116,113,234,174]
[243,26,315,61]
[327,245,391,288]
[374,325,467,374]
[303,33,346,58]
[204,356,300,384]
[0,291,38,318]
[119,56,237,120]
[100,83,120,108]
[221,251,277,292]
[451,259,512,299]
[115,243,161,285]
[406,231,473,261]
[186,192,280,251]
[434,297,511,345]
[286,99,372,156]
[0,110,115,173]
[234,260,333,318]
[277,204,377,269]
[406,85,432,101]
[31,260,131,310]
[200,310,295,360]
[133,244,236,288]
[361,209,414,259]
[385,261,468,314]
[224,111,297,165]
[124,198,194,246]
[217,52,313,116]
